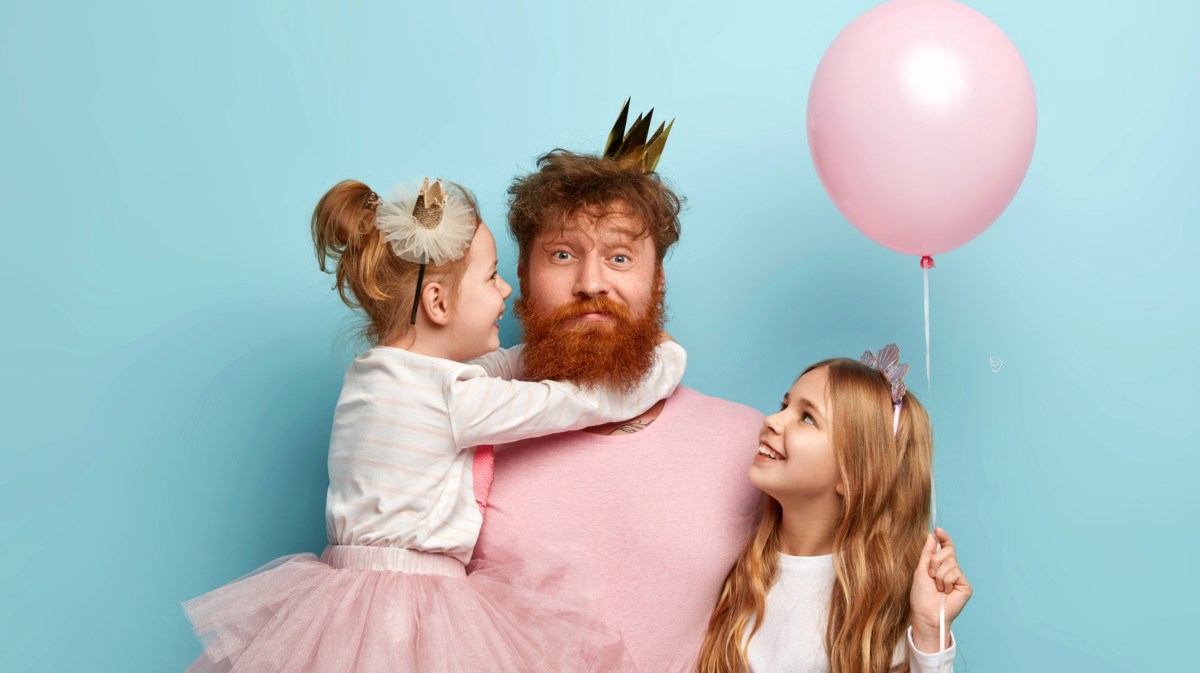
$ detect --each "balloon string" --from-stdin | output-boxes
[921,259,946,668]
[925,263,934,526]
[939,593,947,668]
[923,264,931,395]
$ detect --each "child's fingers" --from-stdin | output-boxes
[923,532,937,556]
[927,547,954,580]
[932,546,956,566]
[934,527,955,550]
[915,533,936,581]
[929,529,958,587]
[941,567,964,592]
[930,547,956,580]
[935,559,960,593]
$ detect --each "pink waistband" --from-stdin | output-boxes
[320,545,465,577]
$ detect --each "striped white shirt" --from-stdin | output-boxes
[325,342,686,563]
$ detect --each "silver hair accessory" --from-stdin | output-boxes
[860,343,910,435]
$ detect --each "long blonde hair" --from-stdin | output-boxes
[698,358,932,673]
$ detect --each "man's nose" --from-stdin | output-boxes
[573,254,609,298]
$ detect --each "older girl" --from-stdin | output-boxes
[699,346,970,673]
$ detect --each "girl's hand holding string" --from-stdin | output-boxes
[909,527,972,653]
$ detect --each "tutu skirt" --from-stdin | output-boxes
[182,544,636,673]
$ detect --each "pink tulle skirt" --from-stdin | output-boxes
[182,544,636,673]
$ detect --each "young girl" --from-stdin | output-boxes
[699,345,971,673]
[182,178,685,673]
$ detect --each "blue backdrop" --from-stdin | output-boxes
[3,1,1196,671]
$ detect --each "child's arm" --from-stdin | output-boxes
[466,345,524,381]
[906,528,970,672]
[904,630,956,673]
[445,341,686,449]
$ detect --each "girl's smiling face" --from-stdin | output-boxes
[749,366,844,506]
[443,222,512,361]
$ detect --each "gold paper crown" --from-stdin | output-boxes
[412,178,447,229]
[603,98,674,174]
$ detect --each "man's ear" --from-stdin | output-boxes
[419,281,452,326]
[516,262,525,281]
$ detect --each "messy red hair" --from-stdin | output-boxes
[507,149,683,266]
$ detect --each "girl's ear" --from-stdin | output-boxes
[420,281,452,326]
[835,482,845,497]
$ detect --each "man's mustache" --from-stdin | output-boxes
[544,296,634,324]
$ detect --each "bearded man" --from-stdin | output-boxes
[470,126,762,673]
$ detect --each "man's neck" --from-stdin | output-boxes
[584,399,667,435]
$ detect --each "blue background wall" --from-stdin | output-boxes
[3,1,1196,671]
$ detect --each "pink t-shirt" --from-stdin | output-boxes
[471,386,763,672]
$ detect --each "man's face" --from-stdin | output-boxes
[514,206,665,391]
[520,208,659,322]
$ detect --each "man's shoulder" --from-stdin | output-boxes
[668,386,763,429]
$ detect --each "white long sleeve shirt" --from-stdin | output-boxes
[746,553,956,673]
[325,342,686,564]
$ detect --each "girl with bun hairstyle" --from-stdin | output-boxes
[181,178,685,673]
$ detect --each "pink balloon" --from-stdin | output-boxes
[807,0,1037,258]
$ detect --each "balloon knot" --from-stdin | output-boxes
[920,256,935,269]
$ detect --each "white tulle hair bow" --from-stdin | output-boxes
[374,178,476,266]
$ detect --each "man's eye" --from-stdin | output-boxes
[552,251,571,261]
[611,255,629,265]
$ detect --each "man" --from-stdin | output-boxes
[472,112,762,672]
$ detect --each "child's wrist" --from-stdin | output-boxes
[910,620,951,653]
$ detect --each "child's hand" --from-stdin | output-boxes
[909,528,972,652]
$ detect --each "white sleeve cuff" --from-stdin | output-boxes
[907,626,956,673]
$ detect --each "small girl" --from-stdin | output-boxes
[699,345,971,673]
[182,178,685,673]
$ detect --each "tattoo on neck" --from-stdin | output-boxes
[609,418,655,435]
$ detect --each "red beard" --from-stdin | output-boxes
[514,283,666,395]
